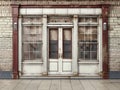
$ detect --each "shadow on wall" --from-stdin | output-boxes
[0,71,12,79]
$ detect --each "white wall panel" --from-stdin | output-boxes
[20,9,27,15]
[68,8,80,14]
[20,8,102,15]
[79,63,99,74]
[80,8,95,15]
[23,63,42,75]
[43,8,55,14]
[26,8,42,15]
[55,8,68,15]
[95,8,102,14]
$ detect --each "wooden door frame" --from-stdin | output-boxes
[11,4,109,79]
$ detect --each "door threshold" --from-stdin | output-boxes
[20,76,101,79]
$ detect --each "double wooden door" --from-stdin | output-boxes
[48,28,72,75]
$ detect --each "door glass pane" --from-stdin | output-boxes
[49,29,58,59]
[63,29,72,59]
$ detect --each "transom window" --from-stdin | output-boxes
[22,16,43,61]
[78,16,98,61]
[48,15,73,23]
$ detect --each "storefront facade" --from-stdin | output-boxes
[0,0,120,79]
[12,4,109,79]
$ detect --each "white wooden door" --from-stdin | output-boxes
[48,28,72,75]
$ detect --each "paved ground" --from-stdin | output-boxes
[0,79,120,90]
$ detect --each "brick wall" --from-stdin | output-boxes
[0,0,120,71]
[0,2,12,71]
[109,6,120,71]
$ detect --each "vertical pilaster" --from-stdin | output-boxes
[11,4,19,79]
[42,15,48,75]
[72,15,78,76]
[102,5,109,79]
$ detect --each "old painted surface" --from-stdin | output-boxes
[0,79,119,90]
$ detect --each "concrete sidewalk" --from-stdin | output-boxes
[0,79,120,90]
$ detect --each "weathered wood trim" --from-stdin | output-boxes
[19,4,108,8]
[11,4,19,79]
[102,5,109,79]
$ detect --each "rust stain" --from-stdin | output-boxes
[103,45,108,61]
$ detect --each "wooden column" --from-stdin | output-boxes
[42,15,48,76]
[11,4,19,79]
[72,15,78,76]
[102,5,109,79]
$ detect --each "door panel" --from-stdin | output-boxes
[49,29,59,72]
[62,29,72,72]
[49,28,72,75]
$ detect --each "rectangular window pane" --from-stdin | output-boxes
[22,26,42,35]
[79,51,84,59]
[85,43,90,51]
[91,52,97,59]
[91,17,97,23]
[79,43,84,51]
[85,51,90,60]
[91,26,97,34]
[79,17,97,23]
[23,16,42,24]
[78,34,84,42]
[23,43,42,60]
[91,34,97,41]
[90,43,97,51]
[23,34,42,42]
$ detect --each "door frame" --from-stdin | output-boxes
[12,4,109,79]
